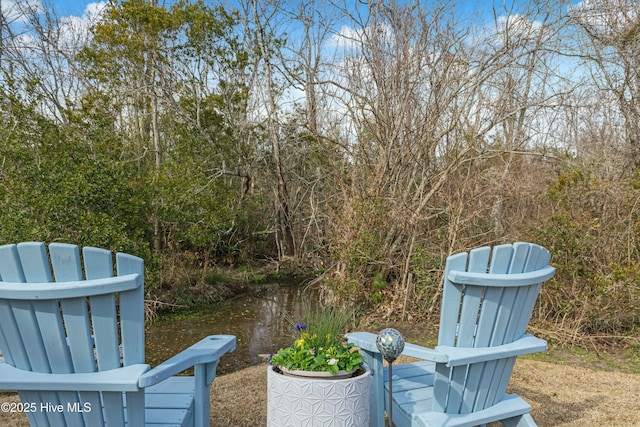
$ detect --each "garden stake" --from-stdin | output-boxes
[376,328,405,427]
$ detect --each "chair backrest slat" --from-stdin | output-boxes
[60,297,96,373]
[115,253,145,365]
[80,393,107,425]
[456,247,490,348]
[460,358,490,413]
[489,244,513,273]
[489,286,518,346]
[11,300,50,372]
[81,246,122,370]
[90,294,121,371]
[491,357,517,407]
[438,252,468,346]
[49,243,84,282]
[480,358,510,409]
[103,392,127,425]
[509,242,530,273]
[33,300,73,373]
[83,247,114,279]
[0,300,25,367]
[0,244,27,282]
[79,246,115,425]
[0,245,27,368]
[16,242,53,282]
[477,244,512,345]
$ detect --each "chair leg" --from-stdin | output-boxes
[501,413,538,427]
[360,351,385,427]
[195,360,223,426]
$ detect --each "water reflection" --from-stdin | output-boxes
[146,283,315,375]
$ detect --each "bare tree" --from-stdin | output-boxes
[571,0,640,170]
[311,0,572,311]
[0,0,96,123]
[241,0,296,258]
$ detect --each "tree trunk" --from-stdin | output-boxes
[252,1,295,257]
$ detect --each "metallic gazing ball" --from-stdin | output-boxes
[376,328,405,363]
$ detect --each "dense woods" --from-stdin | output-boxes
[1,0,639,341]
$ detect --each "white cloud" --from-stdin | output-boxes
[489,13,552,47]
[463,12,548,54]
[83,1,107,19]
[2,1,107,51]
[326,25,365,50]
[497,14,543,36]
[325,22,395,52]
[0,0,43,24]
[58,2,107,49]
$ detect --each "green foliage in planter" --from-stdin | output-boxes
[269,304,364,375]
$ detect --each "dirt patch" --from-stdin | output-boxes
[1,357,638,426]
[511,359,639,426]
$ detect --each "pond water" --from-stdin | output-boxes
[145,283,316,375]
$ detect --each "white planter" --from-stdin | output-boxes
[267,364,370,427]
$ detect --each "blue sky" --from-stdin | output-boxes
[51,0,103,17]
[48,0,577,21]
[43,0,588,27]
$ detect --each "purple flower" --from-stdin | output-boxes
[295,323,307,331]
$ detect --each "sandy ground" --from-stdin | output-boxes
[1,358,638,426]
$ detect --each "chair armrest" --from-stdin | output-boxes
[345,332,448,363]
[345,332,379,353]
[402,342,448,363]
[436,334,547,367]
[347,332,546,367]
[138,335,236,388]
[0,362,149,392]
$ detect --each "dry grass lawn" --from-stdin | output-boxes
[1,358,638,426]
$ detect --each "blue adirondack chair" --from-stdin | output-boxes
[0,242,235,427]
[347,242,555,427]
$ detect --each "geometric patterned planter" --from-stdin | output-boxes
[267,364,370,426]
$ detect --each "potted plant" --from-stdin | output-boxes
[266,304,370,426]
